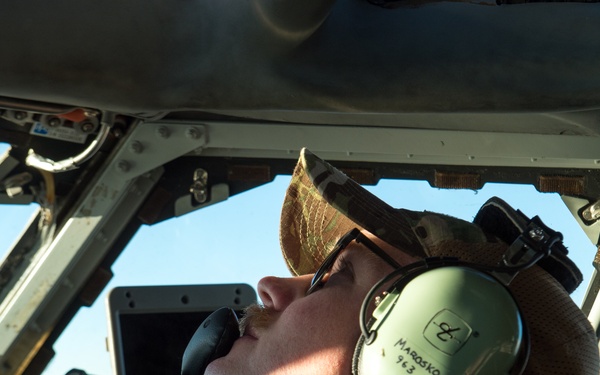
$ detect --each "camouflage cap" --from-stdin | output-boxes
[281,148,502,276]
[279,148,599,375]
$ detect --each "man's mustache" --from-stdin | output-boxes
[239,303,277,336]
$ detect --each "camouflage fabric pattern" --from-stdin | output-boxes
[280,148,500,276]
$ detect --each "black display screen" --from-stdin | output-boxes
[119,311,212,375]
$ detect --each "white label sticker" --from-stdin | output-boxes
[30,122,87,144]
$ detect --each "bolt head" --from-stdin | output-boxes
[129,141,144,154]
[529,228,545,241]
[13,111,27,120]
[80,122,95,133]
[185,127,202,140]
[48,117,62,127]
[156,126,170,139]
[116,160,130,173]
[190,181,208,203]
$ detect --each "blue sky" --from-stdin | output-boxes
[0,144,596,374]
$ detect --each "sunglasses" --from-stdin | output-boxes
[306,228,402,295]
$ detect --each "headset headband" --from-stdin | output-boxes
[474,197,581,292]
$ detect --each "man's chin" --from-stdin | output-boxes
[203,337,253,375]
[204,357,248,375]
[203,358,222,375]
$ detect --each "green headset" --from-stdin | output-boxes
[352,259,529,374]
[352,198,569,375]
[181,197,577,375]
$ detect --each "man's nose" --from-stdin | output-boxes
[257,275,312,311]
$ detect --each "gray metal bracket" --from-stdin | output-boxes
[0,121,206,374]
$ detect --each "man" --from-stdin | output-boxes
[202,148,599,374]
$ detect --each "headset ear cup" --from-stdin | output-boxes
[509,317,530,375]
[355,264,525,375]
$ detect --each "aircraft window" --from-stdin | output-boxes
[0,143,39,260]
[0,204,38,257]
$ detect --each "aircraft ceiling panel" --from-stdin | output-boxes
[0,1,598,114]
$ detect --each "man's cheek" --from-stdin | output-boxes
[280,298,351,340]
